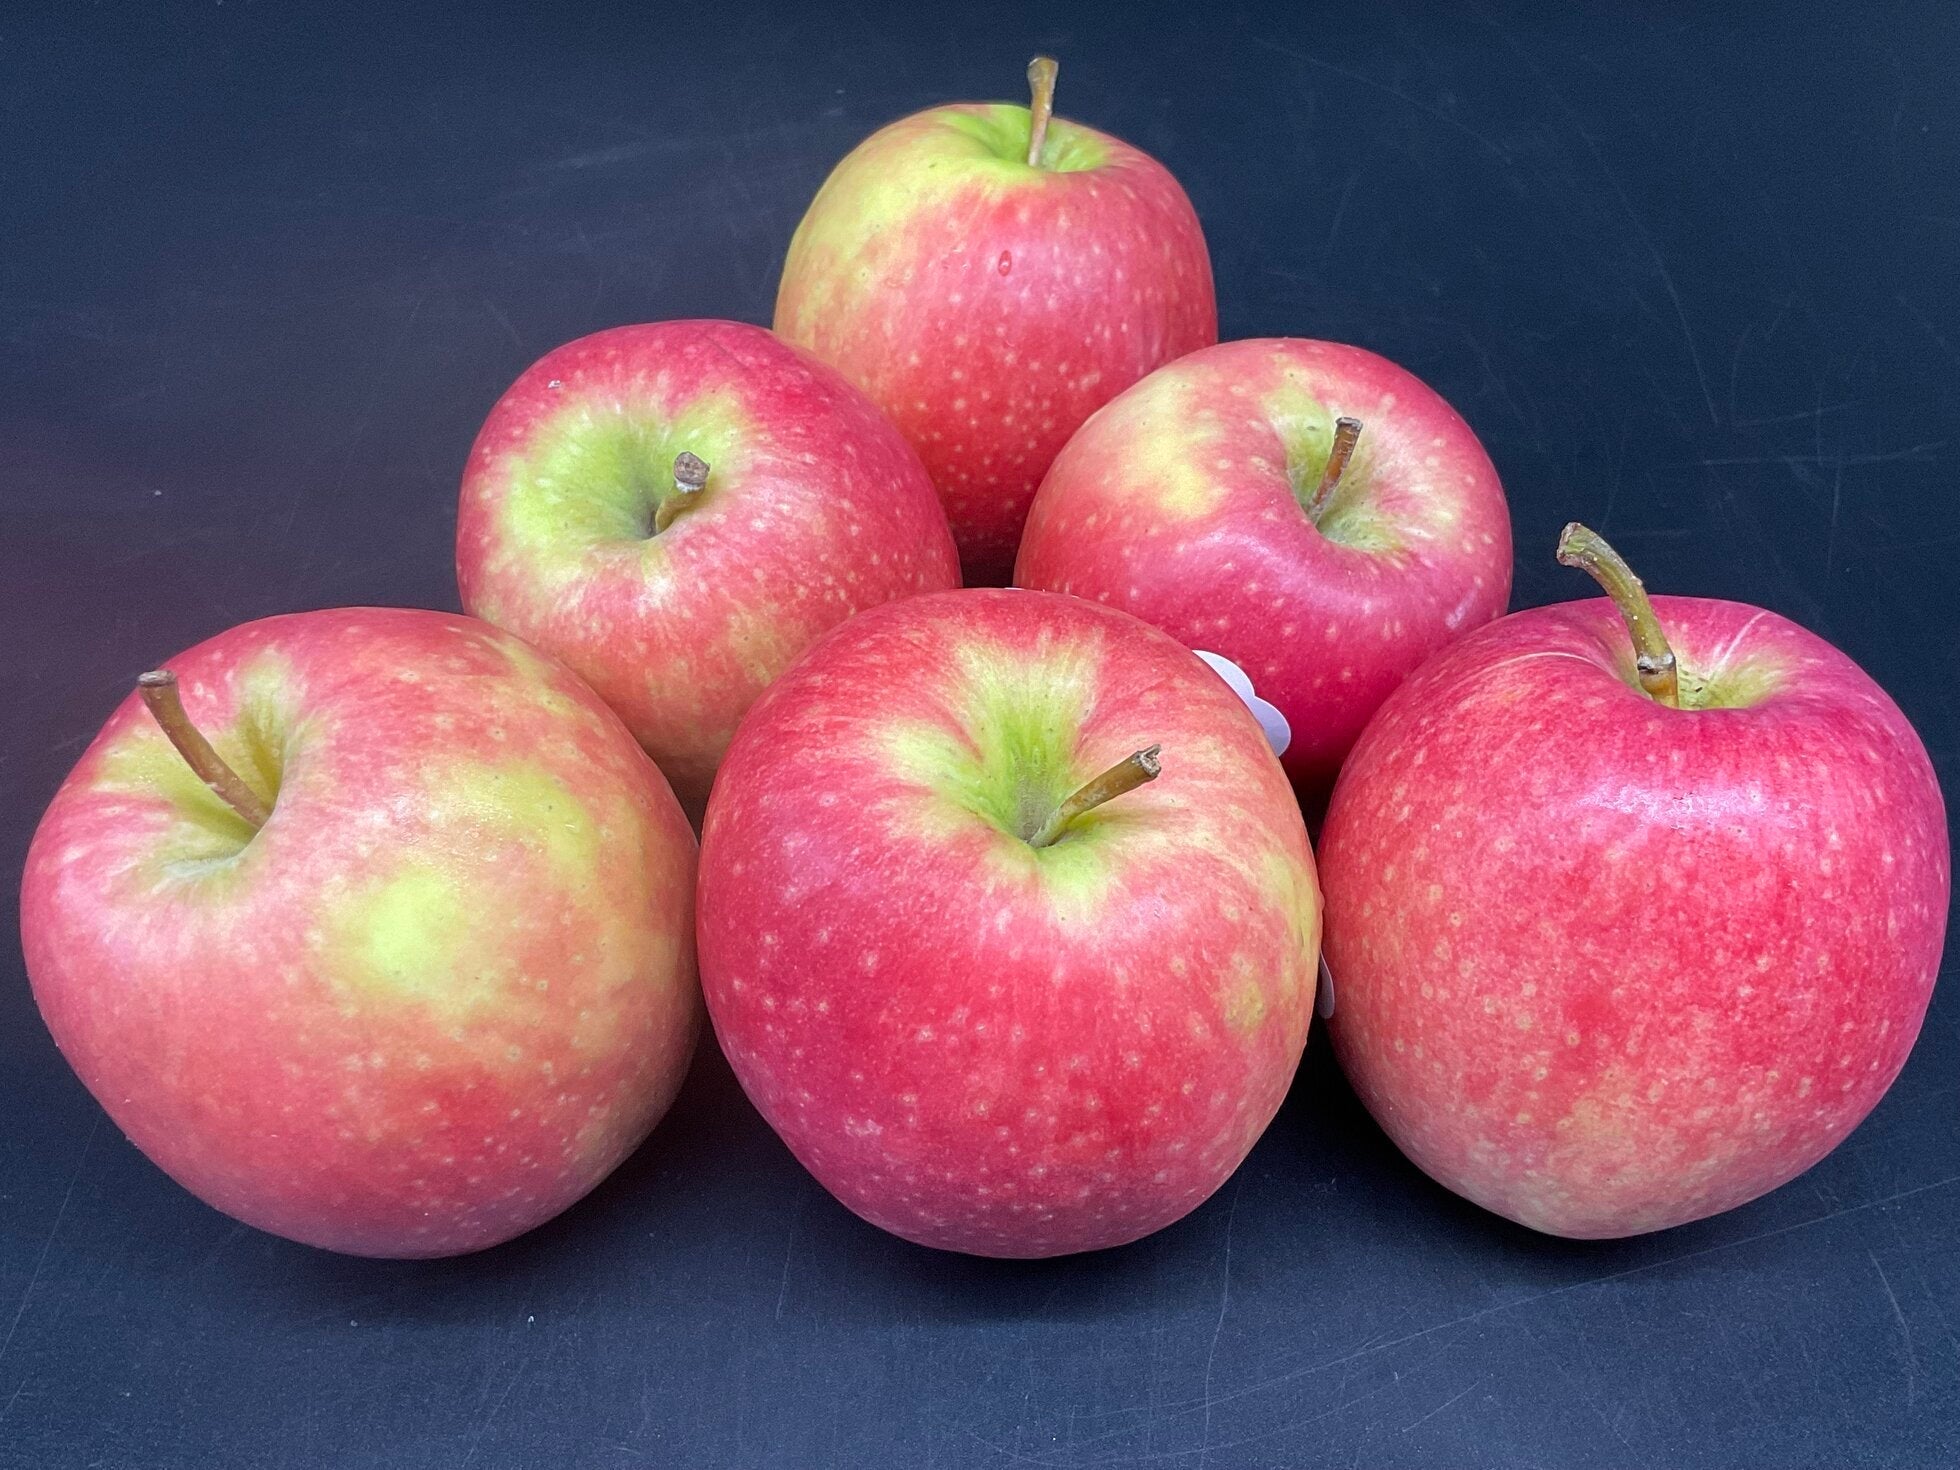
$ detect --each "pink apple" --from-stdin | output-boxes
[456,318,960,818]
[1016,337,1512,796]
[697,588,1321,1257]
[19,608,700,1257]
[1318,525,1949,1237]
[775,58,1217,584]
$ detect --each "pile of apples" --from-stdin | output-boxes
[21,63,1946,1259]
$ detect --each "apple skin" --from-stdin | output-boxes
[697,588,1320,1257]
[1015,338,1512,796]
[456,319,960,818]
[775,102,1217,584]
[1317,595,1949,1238]
[19,608,701,1258]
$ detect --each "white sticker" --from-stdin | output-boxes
[1192,649,1291,758]
[1316,953,1336,1018]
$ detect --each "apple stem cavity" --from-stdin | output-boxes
[1028,745,1161,848]
[135,670,271,829]
[1555,522,1681,707]
[1025,56,1059,168]
[654,451,711,534]
[1305,416,1363,524]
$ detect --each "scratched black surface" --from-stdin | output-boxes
[3,2,1958,1466]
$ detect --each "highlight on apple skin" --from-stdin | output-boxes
[776,59,1218,585]
[1015,337,1512,798]
[697,588,1321,1258]
[456,318,961,819]
[1316,526,1949,1239]
[19,608,702,1258]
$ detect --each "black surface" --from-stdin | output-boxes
[4,3,1958,1466]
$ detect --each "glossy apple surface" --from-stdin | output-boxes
[20,608,700,1257]
[775,73,1216,583]
[457,319,960,817]
[1318,576,1948,1237]
[1016,338,1512,795]
[697,588,1320,1257]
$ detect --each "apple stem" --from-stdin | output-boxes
[1028,745,1161,848]
[653,451,710,534]
[1026,56,1059,168]
[1304,417,1363,524]
[1555,522,1680,707]
[135,670,271,829]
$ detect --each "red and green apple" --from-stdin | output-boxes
[1317,525,1949,1237]
[456,318,960,818]
[1016,337,1512,797]
[697,588,1320,1257]
[776,59,1217,584]
[19,608,701,1257]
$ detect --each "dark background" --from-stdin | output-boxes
[4,2,1957,1465]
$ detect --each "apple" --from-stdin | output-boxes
[696,588,1321,1257]
[456,318,960,819]
[775,58,1218,585]
[19,607,701,1257]
[1015,337,1512,797]
[1317,525,1949,1238]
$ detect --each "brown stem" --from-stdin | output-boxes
[1025,56,1059,167]
[1304,416,1363,523]
[1555,522,1680,707]
[654,451,710,533]
[1028,745,1160,848]
[136,670,271,828]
